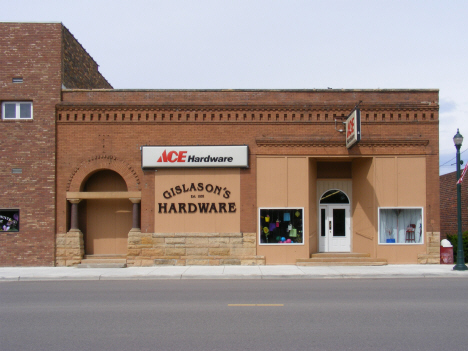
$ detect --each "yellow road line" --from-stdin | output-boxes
[228,304,284,307]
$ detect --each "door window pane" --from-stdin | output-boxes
[321,209,326,237]
[333,209,346,237]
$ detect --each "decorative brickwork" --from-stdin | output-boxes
[66,155,140,192]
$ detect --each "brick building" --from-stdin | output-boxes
[1,23,440,266]
[0,23,111,266]
[440,171,468,237]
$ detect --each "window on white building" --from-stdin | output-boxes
[2,102,33,120]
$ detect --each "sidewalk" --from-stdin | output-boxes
[1,264,468,281]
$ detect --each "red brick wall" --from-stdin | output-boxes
[440,171,468,237]
[62,26,112,89]
[0,23,62,266]
[0,23,112,266]
[56,90,439,237]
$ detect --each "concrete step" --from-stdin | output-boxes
[311,253,370,258]
[296,261,388,266]
[150,255,266,266]
[77,257,127,268]
[297,252,387,266]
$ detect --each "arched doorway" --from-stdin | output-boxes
[319,189,351,252]
[82,170,132,255]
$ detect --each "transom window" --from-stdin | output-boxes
[2,102,33,120]
[320,190,349,204]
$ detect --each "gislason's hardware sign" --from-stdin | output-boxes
[141,145,249,169]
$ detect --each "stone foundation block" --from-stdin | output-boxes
[141,259,155,266]
[165,248,186,256]
[127,249,141,256]
[220,259,241,265]
[154,259,178,265]
[65,259,81,267]
[186,237,210,246]
[229,237,243,245]
[55,259,66,266]
[166,237,186,245]
[208,237,230,246]
[230,247,256,256]
[141,236,153,246]
[153,238,166,245]
[141,248,164,257]
[186,259,211,265]
[186,248,209,256]
[209,248,230,256]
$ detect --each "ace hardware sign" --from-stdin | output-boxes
[141,145,249,169]
[345,109,361,149]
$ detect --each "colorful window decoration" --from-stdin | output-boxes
[259,208,304,245]
[0,210,20,232]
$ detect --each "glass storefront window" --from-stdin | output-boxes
[259,208,304,245]
[378,208,423,244]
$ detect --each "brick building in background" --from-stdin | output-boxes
[440,171,468,238]
[1,23,440,267]
[0,23,111,266]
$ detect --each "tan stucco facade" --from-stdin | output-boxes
[256,156,430,264]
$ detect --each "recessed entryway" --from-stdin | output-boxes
[318,184,351,253]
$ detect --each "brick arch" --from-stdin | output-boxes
[67,155,140,192]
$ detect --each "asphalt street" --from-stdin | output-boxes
[1,278,468,351]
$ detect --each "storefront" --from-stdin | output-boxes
[1,23,440,267]
[54,89,440,266]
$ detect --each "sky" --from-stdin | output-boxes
[1,0,467,175]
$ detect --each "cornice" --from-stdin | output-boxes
[255,137,430,148]
[56,102,438,113]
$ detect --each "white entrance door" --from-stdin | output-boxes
[319,205,350,252]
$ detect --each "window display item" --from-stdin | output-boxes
[259,208,304,245]
[379,208,423,244]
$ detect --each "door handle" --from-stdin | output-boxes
[329,221,332,230]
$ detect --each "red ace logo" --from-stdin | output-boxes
[347,118,355,139]
[157,150,187,163]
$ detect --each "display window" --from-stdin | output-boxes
[0,209,20,232]
[378,207,423,244]
[259,207,304,245]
